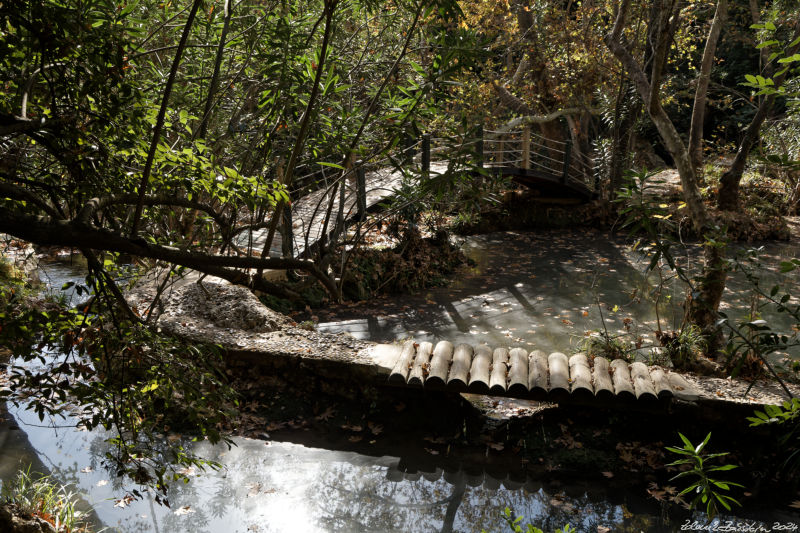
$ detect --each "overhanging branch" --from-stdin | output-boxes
[0,114,69,137]
[0,212,337,299]
[498,107,601,132]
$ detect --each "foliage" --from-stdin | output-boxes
[665,432,742,520]
[617,168,734,352]
[341,229,465,298]
[0,268,238,497]
[581,331,636,363]
[479,507,573,533]
[655,325,706,370]
[1,467,93,532]
[742,18,800,97]
[748,398,800,477]
[616,169,685,271]
[0,0,478,498]
[0,0,476,300]
[717,250,800,380]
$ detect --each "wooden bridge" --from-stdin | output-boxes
[384,340,701,406]
[479,127,596,200]
[239,127,596,258]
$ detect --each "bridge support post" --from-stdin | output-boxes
[497,136,504,166]
[561,141,572,185]
[403,133,414,165]
[422,133,430,179]
[356,160,366,221]
[476,125,483,169]
[522,127,531,170]
[281,205,293,258]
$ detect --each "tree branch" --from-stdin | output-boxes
[130,0,203,237]
[0,114,69,137]
[689,0,728,173]
[497,107,601,132]
[0,181,61,219]
[491,82,534,116]
[78,194,228,229]
[0,212,338,299]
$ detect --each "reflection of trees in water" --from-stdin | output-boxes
[309,461,638,533]
[320,231,800,359]
[10,421,668,533]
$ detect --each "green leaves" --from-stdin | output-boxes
[748,399,800,427]
[490,507,572,533]
[665,432,743,520]
[743,20,800,96]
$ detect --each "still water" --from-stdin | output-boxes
[318,229,800,362]
[1,232,799,532]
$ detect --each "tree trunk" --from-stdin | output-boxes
[687,243,728,346]
[606,0,727,341]
[717,24,800,210]
[688,0,728,175]
[608,78,640,196]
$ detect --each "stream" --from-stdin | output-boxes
[1,231,800,532]
[318,229,800,362]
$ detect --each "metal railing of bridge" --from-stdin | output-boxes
[242,128,597,260]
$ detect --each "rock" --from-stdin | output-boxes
[0,503,57,533]
[0,237,40,285]
[159,279,290,333]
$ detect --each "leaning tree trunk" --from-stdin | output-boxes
[606,0,728,344]
[688,0,728,176]
[718,93,775,210]
[718,24,800,210]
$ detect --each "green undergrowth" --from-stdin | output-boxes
[259,229,468,314]
[340,229,467,299]
[1,467,94,532]
[0,254,32,305]
[451,194,617,236]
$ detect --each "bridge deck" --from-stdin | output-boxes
[243,161,450,257]
[486,166,595,199]
[386,340,700,405]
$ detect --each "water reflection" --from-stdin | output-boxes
[2,237,799,532]
[317,230,800,362]
[3,404,675,533]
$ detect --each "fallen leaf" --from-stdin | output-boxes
[247,483,261,497]
[174,505,194,516]
[114,495,134,508]
[348,435,363,442]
